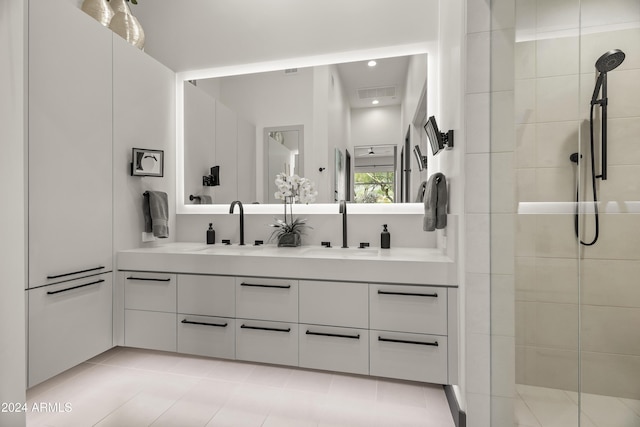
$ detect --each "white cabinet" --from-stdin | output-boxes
[370,330,448,384]
[177,274,235,358]
[299,280,368,328]
[370,284,448,335]
[235,277,298,322]
[28,0,113,288]
[178,315,235,359]
[178,274,234,317]
[299,325,368,375]
[28,273,113,387]
[236,320,298,366]
[124,272,176,351]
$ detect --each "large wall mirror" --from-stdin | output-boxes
[177,46,430,214]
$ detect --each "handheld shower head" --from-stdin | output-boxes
[592,50,626,104]
[595,49,625,73]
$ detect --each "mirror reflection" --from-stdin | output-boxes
[182,53,427,205]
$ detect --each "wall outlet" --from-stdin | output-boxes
[142,232,156,242]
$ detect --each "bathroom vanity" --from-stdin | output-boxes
[116,243,458,385]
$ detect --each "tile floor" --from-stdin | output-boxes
[26,347,455,427]
[515,384,640,427]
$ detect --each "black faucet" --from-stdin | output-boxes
[229,200,245,245]
[339,200,348,248]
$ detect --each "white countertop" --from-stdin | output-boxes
[117,242,457,286]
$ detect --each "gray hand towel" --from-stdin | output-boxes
[143,191,169,238]
[199,195,212,204]
[423,173,447,231]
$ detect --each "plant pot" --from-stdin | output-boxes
[277,233,301,247]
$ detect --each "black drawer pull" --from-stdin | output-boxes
[378,290,438,298]
[47,266,105,280]
[126,276,171,282]
[378,336,439,347]
[181,319,227,328]
[241,324,291,333]
[306,330,360,340]
[241,282,291,289]
[47,279,104,295]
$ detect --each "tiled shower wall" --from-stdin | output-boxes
[514,0,640,399]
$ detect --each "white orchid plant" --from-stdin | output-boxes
[269,173,318,242]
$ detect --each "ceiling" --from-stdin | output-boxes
[131,0,439,73]
[336,55,410,109]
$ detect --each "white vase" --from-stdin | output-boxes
[81,0,114,27]
[108,0,145,50]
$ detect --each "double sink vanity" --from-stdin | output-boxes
[116,242,459,386]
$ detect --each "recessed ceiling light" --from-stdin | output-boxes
[367,60,377,67]
[372,99,379,105]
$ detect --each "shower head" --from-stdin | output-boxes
[595,49,625,73]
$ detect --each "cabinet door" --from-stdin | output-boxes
[236,277,298,322]
[299,280,368,328]
[236,320,298,366]
[299,325,368,375]
[28,273,113,387]
[124,272,176,312]
[178,315,235,359]
[28,0,113,288]
[125,310,176,352]
[370,330,448,384]
[370,284,447,335]
[178,274,234,317]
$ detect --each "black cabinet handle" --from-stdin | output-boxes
[241,324,291,333]
[241,282,291,289]
[306,330,360,340]
[181,319,227,328]
[47,266,105,280]
[378,290,438,298]
[126,276,171,282]
[378,336,439,347]
[47,279,104,295]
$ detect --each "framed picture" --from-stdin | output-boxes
[131,148,164,177]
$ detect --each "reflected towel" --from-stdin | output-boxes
[423,173,447,231]
[199,195,212,204]
[143,191,169,238]
[415,181,427,202]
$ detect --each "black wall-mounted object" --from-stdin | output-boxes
[131,148,164,177]
[413,145,428,171]
[424,116,454,156]
[203,166,220,186]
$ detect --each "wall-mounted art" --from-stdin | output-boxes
[131,148,164,177]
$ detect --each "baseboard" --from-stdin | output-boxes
[444,385,466,427]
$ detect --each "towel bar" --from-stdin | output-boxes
[189,195,201,202]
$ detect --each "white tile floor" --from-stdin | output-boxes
[515,384,640,427]
[26,347,455,427]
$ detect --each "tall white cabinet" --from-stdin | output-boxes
[28,0,113,288]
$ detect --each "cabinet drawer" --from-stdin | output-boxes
[178,274,234,317]
[299,281,368,328]
[125,310,176,352]
[370,284,447,335]
[235,319,298,366]
[370,330,448,384]
[28,274,113,387]
[124,272,176,312]
[235,277,298,322]
[299,324,368,375]
[178,315,235,359]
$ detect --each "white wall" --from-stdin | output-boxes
[112,34,177,252]
[0,0,27,425]
[351,106,402,148]
[326,64,351,202]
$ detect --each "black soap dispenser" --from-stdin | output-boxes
[206,223,215,244]
[381,224,390,249]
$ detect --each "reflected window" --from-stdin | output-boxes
[354,171,395,203]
